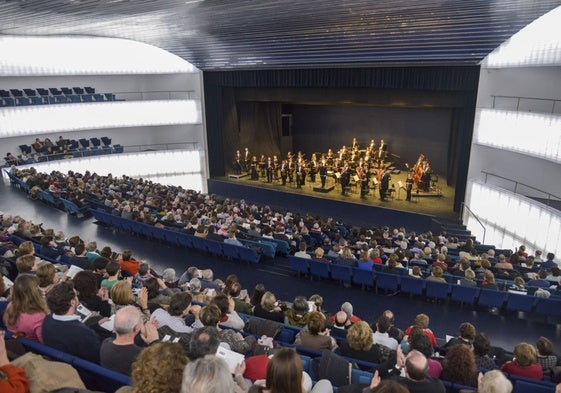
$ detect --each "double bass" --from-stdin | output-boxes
[412,154,425,185]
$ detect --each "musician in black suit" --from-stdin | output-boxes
[340,165,350,196]
[309,154,318,183]
[250,156,259,180]
[280,160,288,185]
[379,167,390,201]
[266,157,273,183]
[318,160,327,189]
[296,162,305,188]
[359,165,369,199]
[405,171,414,201]
[233,150,242,174]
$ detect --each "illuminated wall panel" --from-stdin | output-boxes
[464,181,561,256]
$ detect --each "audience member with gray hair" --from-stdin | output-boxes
[478,370,512,393]
[181,355,247,393]
[100,305,159,375]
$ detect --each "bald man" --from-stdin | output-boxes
[393,350,445,393]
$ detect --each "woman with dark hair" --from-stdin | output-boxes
[294,311,337,351]
[248,347,332,393]
[473,333,498,371]
[210,294,245,330]
[250,283,266,306]
[536,336,558,374]
[440,344,479,387]
[144,277,173,309]
[199,304,250,354]
[73,270,111,317]
[444,322,476,349]
[3,275,49,343]
[285,296,309,327]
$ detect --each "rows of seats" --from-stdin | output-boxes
[0,87,117,107]
[288,255,561,324]
[89,208,264,264]
[5,137,123,166]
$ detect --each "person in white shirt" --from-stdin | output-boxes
[151,292,202,334]
[373,314,398,351]
[294,242,311,259]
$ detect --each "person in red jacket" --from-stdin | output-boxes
[501,342,543,381]
[0,330,30,393]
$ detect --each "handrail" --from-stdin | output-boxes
[112,90,196,101]
[481,170,561,207]
[490,94,561,113]
[460,202,486,244]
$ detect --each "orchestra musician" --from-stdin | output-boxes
[243,147,250,172]
[405,171,414,201]
[287,155,294,184]
[420,160,432,192]
[266,157,273,183]
[352,137,359,150]
[358,165,369,199]
[378,139,387,162]
[273,155,280,181]
[309,153,318,183]
[340,164,350,196]
[233,150,243,174]
[296,161,306,189]
[250,156,259,180]
[378,165,390,201]
[259,154,266,178]
[280,159,288,185]
[319,159,327,188]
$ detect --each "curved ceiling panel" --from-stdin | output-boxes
[0,0,560,70]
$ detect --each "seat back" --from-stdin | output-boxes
[309,259,330,280]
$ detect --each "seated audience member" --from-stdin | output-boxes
[330,310,352,338]
[69,243,91,270]
[161,268,182,292]
[92,256,109,283]
[144,277,174,309]
[373,314,398,351]
[541,252,557,270]
[294,311,337,351]
[85,241,101,261]
[248,347,332,393]
[313,247,330,263]
[36,263,59,296]
[478,370,513,393]
[444,322,476,349]
[536,336,558,374]
[187,326,221,360]
[199,304,250,354]
[285,296,310,327]
[404,313,438,347]
[527,269,552,288]
[0,330,29,393]
[500,342,543,380]
[340,301,361,324]
[409,266,423,278]
[481,271,499,290]
[187,278,209,303]
[206,225,225,242]
[250,283,266,306]
[134,262,155,283]
[473,333,498,371]
[111,281,150,319]
[3,274,49,343]
[224,230,244,247]
[39,236,63,260]
[118,250,141,275]
[100,305,159,375]
[392,350,446,393]
[253,291,284,323]
[294,241,311,259]
[100,261,121,292]
[181,355,247,393]
[42,281,101,363]
[405,331,443,379]
[117,342,188,393]
[336,247,357,267]
[73,270,111,317]
[152,292,202,334]
[200,269,221,292]
[459,268,477,287]
[440,344,479,387]
[210,294,245,330]
[426,266,446,283]
[15,255,36,275]
[374,309,404,342]
[229,281,254,315]
[339,321,383,364]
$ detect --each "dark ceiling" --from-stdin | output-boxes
[1,0,560,70]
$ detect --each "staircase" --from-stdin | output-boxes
[432,217,477,243]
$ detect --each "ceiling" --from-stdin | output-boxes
[1,0,560,70]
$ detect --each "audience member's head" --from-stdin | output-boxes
[536,336,554,356]
[404,350,429,381]
[265,348,303,393]
[473,333,492,357]
[459,322,476,341]
[306,311,325,336]
[478,370,513,393]
[180,355,234,393]
[169,292,193,317]
[5,274,48,326]
[73,270,99,300]
[131,342,188,393]
[46,281,77,315]
[188,327,220,360]
[36,263,57,287]
[443,344,477,386]
[513,342,537,366]
[111,280,134,305]
[347,321,373,351]
[16,254,35,273]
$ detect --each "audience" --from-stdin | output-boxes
[500,342,543,380]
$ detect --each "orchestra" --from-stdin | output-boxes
[231,138,435,201]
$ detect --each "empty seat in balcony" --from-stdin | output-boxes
[3,98,15,106]
[23,88,37,96]
[10,89,24,97]
[55,96,69,104]
[72,87,85,95]
[79,139,90,148]
[69,140,79,150]
[90,138,101,147]
[101,137,112,146]
[61,87,73,95]
[16,97,31,106]
[84,86,95,94]
[49,88,63,96]
[19,145,32,154]
[37,88,50,96]
[0,89,10,98]
[68,95,81,103]
[82,95,93,102]
[93,94,105,102]
[104,93,115,101]
[48,96,57,104]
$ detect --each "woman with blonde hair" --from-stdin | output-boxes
[500,342,543,380]
[253,291,284,323]
[3,274,49,343]
[339,321,382,363]
[111,280,150,319]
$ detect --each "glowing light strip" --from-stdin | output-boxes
[464,181,561,257]
[483,6,561,67]
[13,150,204,191]
[0,36,197,76]
[0,100,200,135]
[474,108,561,163]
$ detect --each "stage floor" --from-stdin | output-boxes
[219,170,458,220]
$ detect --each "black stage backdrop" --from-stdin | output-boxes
[204,67,479,212]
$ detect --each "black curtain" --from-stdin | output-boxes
[236,102,282,160]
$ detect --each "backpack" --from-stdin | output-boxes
[311,349,352,387]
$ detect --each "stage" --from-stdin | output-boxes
[208,170,458,232]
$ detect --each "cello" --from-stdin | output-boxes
[412,153,425,185]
